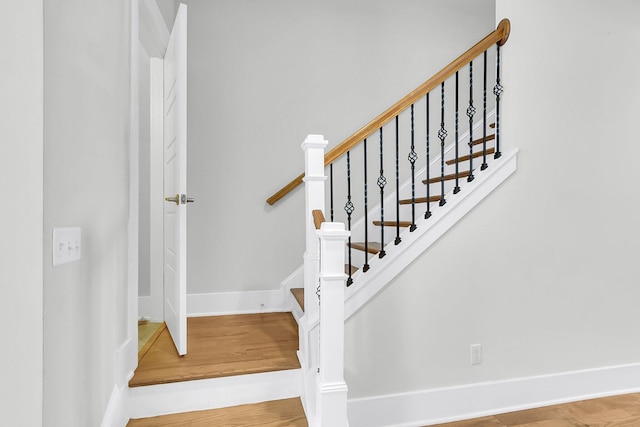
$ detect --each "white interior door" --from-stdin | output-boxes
[163,4,188,355]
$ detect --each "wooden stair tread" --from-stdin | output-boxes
[399,195,441,205]
[373,220,412,227]
[423,169,472,184]
[446,147,495,165]
[290,288,304,311]
[350,241,381,254]
[470,133,495,146]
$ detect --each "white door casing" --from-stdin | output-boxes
[163,4,188,355]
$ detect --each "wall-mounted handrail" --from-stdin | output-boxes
[266,19,510,206]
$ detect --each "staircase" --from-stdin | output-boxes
[127,20,515,427]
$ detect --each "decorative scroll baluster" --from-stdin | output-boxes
[394,116,401,245]
[425,93,431,219]
[494,44,503,159]
[330,164,334,221]
[438,82,447,207]
[408,104,417,231]
[481,50,488,171]
[344,151,354,286]
[363,138,370,272]
[467,61,476,182]
[454,71,460,194]
[377,128,386,258]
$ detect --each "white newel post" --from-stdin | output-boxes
[316,221,350,427]
[302,135,327,328]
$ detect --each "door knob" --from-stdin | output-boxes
[180,194,195,204]
[165,194,179,205]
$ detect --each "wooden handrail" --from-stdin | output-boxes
[312,210,325,229]
[267,19,510,206]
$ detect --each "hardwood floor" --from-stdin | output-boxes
[129,312,300,387]
[127,397,307,427]
[430,393,640,426]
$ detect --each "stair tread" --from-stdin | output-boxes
[290,288,304,311]
[470,133,495,146]
[373,220,412,227]
[350,241,381,254]
[446,147,495,165]
[399,195,442,205]
[423,170,473,184]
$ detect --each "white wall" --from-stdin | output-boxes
[0,1,44,426]
[345,0,640,399]
[42,0,132,425]
[139,44,152,298]
[186,0,496,295]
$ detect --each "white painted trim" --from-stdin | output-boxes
[347,362,640,427]
[129,369,302,419]
[187,290,287,317]
[100,383,129,427]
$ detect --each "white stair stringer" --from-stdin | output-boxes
[344,148,518,319]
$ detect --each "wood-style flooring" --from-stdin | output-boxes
[127,397,307,427]
[431,393,640,427]
[129,312,300,387]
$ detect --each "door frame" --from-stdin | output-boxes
[125,0,173,378]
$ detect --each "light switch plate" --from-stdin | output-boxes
[53,228,82,266]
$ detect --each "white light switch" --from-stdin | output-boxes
[53,228,82,266]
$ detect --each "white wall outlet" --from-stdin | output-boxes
[470,344,482,366]
[53,227,82,266]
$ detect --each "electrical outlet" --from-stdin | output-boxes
[470,344,482,365]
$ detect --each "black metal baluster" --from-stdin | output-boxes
[438,82,447,207]
[494,44,503,159]
[394,116,401,245]
[330,164,334,221]
[378,128,386,258]
[344,151,354,286]
[467,61,476,182]
[481,50,488,171]
[425,93,432,219]
[454,71,460,194]
[363,138,370,272]
[408,104,417,231]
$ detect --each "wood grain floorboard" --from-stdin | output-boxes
[127,397,307,427]
[430,393,640,427]
[129,313,300,387]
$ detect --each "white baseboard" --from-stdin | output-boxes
[129,368,302,419]
[347,363,640,427]
[187,289,286,317]
[101,383,129,427]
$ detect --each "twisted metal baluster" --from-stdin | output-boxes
[394,116,401,245]
[481,50,488,171]
[345,151,354,286]
[494,44,503,159]
[438,82,447,207]
[454,71,460,194]
[467,61,476,182]
[425,93,432,219]
[408,104,417,231]
[378,128,386,258]
[363,138,370,272]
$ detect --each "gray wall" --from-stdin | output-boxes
[344,0,640,399]
[43,0,131,425]
[139,44,152,298]
[0,1,44,425]
[186,0,496,294]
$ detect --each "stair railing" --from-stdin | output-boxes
[300,135,350,426]
[271,20,510,289]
